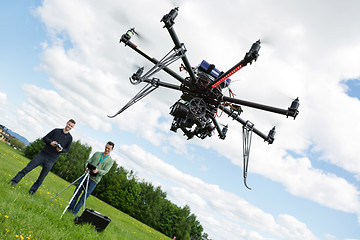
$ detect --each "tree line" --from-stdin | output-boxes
[7,137,26,151]
[24,139,206,240]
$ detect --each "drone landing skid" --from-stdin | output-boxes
[107,82,158,118]
[243,121,254,190]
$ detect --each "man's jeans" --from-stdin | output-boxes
[68,176,97,214]
[11,152,56,193]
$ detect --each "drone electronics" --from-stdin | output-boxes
[108,7,300,189]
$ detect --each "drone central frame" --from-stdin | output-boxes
[109,7,300,189]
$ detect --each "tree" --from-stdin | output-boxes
[174,205,192,240]
[188,214,203,240]
[24,138,45,159]
[158,200,180,237]
[95,164,205,239]
[94,166,141,216]
[52,140,92,182]
[8,137,26,152]
[202,233,209,240]
[135,182,167,228]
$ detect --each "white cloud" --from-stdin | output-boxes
[3,0,360,239]
[119,144,319,240]
[0,92,7,106]
[253,148,360,215]
[325,234,336,240]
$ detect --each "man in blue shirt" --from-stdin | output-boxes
[10,119,76,195]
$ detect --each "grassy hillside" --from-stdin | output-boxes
[0,142,171,240]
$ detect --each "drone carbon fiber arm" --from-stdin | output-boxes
[222,96,300,119]
[120,30,186,84]
[210,40,261,88]
[161,7,198,84]
[220,105,275,144]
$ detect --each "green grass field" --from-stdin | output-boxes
[0,142,171,240]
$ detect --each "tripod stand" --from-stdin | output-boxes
[49,170,91,219]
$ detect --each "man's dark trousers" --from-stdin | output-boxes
[11,152,56,193]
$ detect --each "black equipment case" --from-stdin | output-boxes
[74,208,111,231]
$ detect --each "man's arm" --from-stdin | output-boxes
[96,159,114,177]
[42,129,59,149]
[42,129,56,144]
[85,152,98,168]
[61,135,73,153]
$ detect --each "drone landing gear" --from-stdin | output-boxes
[107,82,158,118]
[242,121,254,190]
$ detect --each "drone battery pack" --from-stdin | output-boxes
[74,208,111,232]
[198,60,231,87]
[198,60,221,78]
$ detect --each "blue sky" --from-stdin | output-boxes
[1,1,360,240]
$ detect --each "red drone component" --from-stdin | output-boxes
[211,64,244,88]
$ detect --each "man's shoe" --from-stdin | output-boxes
[29,190,35,195]
[9,181,17,186]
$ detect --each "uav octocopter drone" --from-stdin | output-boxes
[108,7,300,189]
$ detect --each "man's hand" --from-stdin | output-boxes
[50,141,57,147]
[51,141,62,152]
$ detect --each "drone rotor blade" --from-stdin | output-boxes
[167,0,181,8]
[127,28,151,45]
[258,35,272,45]
[133,30,147,42]
[116,9,146,43]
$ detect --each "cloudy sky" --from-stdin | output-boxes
[1,0,360,239]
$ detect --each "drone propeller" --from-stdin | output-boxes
[278,91,299,102]
[131,62,143,70]
[130,28,147,42]
[167,0,181,9]
[120,28,137,42]
[257,36,272,45]
[114,6,148,42]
